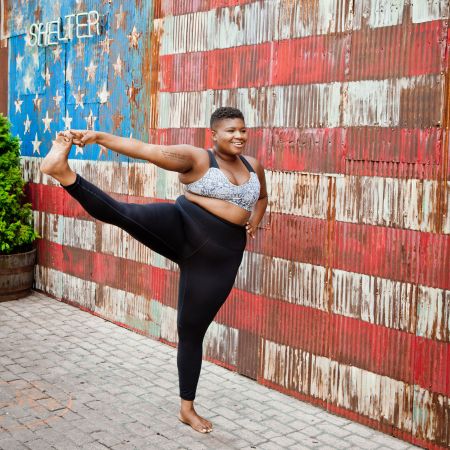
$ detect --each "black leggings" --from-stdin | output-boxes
[62,173,247,400]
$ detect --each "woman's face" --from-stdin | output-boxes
[212,118,248,154]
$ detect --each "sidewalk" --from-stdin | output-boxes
[0,291,421,450]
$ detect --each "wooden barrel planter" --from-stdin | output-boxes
[0,248,36,302]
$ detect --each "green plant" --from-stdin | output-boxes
[0,113,39,254]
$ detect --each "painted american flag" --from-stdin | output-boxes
[6,1,450,448]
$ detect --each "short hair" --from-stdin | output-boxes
[210,107,245,129]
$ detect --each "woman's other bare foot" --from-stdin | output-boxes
[40,131,77,186]
[178,400,213,433]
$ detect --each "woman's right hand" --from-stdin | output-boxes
[69,130,97,147]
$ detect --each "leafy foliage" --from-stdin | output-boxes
[0,113,39,254]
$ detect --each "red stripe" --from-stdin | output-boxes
[148,127,443,179]
[159,22,445,91]
[36,239,450,397]
[29,183,450,290]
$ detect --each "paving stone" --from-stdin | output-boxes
[316,421,352,438]
[371,433,412,449]
[346,434,382,449]
[269,435,298,447]
[25,439,57,450]
[0,438,28,450]
[316,432,352,449]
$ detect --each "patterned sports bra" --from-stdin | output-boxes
[184,149,261,212]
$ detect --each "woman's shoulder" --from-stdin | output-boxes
[242,154,262,172]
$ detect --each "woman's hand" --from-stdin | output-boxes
[245,220,256,239]
[69,130,97,147]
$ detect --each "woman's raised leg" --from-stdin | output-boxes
[40,132,185,263]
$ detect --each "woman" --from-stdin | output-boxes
[40,106,268,434]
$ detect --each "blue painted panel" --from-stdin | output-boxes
[8,1,154,164]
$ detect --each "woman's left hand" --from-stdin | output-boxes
[245,220,256,239]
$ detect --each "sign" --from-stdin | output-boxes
[28,11,102,47]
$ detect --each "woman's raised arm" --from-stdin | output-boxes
[69,130,197,173]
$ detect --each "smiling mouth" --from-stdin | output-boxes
[231,142,244,146]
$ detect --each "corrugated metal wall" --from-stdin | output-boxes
[5,1,450,448]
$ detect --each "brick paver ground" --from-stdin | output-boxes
[0,292,421,450]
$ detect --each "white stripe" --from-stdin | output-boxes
[157,0,447,56]
[416,286,450,341]
[236,251,328,311]
[22,157,450,234]
[412,385,450,442]
[35,209,449,342]
[262,338,448,435]
[411,0,449,23]
[33,211,97,251]
[35,266,96,310]
[156,77,439,128]
[100,223,178,272]
[34,266,239,363]
[353,0,405,29]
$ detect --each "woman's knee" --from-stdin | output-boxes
[177,321,208,343]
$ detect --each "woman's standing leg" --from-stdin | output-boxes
[176,243,245,433]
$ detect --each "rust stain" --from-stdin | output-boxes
[34,5,42,23]
[1,0,10,42]
[325,176,336,312]
[111,110,124,131]
[126,80,141,106]
[436,67,450,233]
[148,2,162,131]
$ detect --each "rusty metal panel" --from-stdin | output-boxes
[6,1,450,448]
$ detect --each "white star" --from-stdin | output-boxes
[99,33,113,55]
[97,82,110,104]
[32,48,39,67]
[42,111,53,133]
[14,98,23,113]
[16,53,24,71]
[62,110,73,130]
[85,60,97,82]
[84,108,97,130]
[127,26,142,49]
[53,90,63,109]
[33,93,42,112]
[24,115,32,134]
[52,45,62,63]
[42,67,51,86]
[23,72,33,93]
[75,145,84,155]
[52,0,61,18]
[113,54,123,77]
[75,40,85,59]
[16,135,23,149]
[24,34,32,47]
[115,5,126,29]
[14,10,24,29]
[98,144,108,159]
[65,62,73,85]
[73,85,85,109]
[32,133,41,155]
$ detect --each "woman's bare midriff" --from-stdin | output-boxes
[183,190,251,226]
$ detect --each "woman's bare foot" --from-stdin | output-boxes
[40,131,77,186]
[178,401,213,433]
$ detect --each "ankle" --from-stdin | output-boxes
[55,170,77,187]
[180,399,195,412]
